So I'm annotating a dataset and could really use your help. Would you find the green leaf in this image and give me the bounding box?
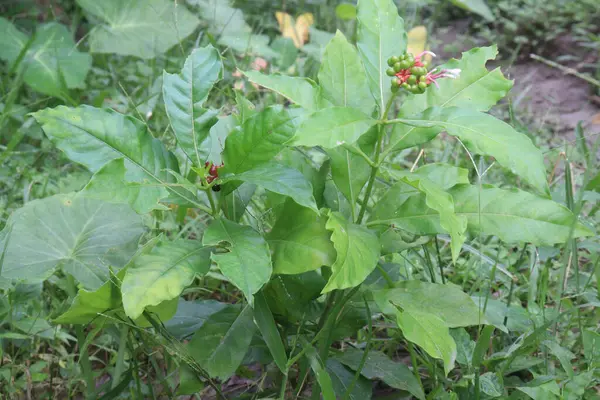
[319,31,373,112]
[395,107,549,195]
[243,71,321,111]
[450,328,475,367]
[76,0,199,59]
[0,194,143,289]
[83,158,169,214]
[252,291,288,373]
[163,46,222,167]
[164,299,228,339]
[328,147,371,214]
[326,359,372,400]
[121,239,211,319]
[221,162,318,212]
[479,372,504,397]
[302,339,336,400]
[263,271,326,322]
[356,0,406,115]
[322,211,380,293]
[202,218,272,305]
[189,305,256,380]
[206,115,235,165]
[267,200,336,275]
[449,0,494,21]
[335,349,425,399]
[397,163,470,190]
[293,107,377,148]
[177,365,204,395]
[396,309,457,375]
[372,281,483,327]
[542,340,575,377]
[0,17,28,65]
[390,46,513,151]
[582,329,600,368]
[32,106,203,209]
[336,3,358,20]
[472,325,494,368]
[222,106,296,175]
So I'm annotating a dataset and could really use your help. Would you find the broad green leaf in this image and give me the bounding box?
[293,107,377,148]
[252,291,288,373]
[396,309,457,375]
[582,329,600,368]
[121,239,211,319]
[267,200,336,275]
[177,365,204,396]
[322,211,380,293]
[83,158,169,214]
[220,162,318,212]
[77,0,199,59]
[372,281,483,327]
[390,46,513,151]
[336,3,357,20]
[164,299,228,339]
[479,372,504,397]
[263,272,326,322]
[449,0,494,21]
[243,71,320,111]
[326,359,372,400]
[335,349,425,399]
[394,107,549,195]
[302,339,336,400]
[222,106,296,175]
[202,218,272,305]
[318,31,373,112]
[398,163,470,190]
[0,194,143,289]
[450,328,475,366]
[542,340,575,377]
[356,0,406,115]
[189,305,256,380]
[221,183,256,222]
[32,106,203,209]
[562,371,594,400]
[206,115,235,165]
[517,382,560,400]
[0,17,28,65]
[163,46,222,167]
[0,21,92,98]
[328,147,371,214]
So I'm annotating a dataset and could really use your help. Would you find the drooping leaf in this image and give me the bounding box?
[163,46,222,167]
[479,372,504,397]
[356,0,406,115]
[244,71,321,112]
[326,359,372,400]
[319,31,374,112]
[336,349,425,399]
[221,106,296,175]
[449,0,494,21]
[393,107,549,195]
[32,106,203,209]
[121,239,211,319]
[0,194,143,289]
[293,107,377,148]
[390,46,513,151]
[202,218,272,305]
[252,291,288,373]
[0,20,92,98]
[322,211,380,293]
[220,162,318,212]
[164,299,229,339]
[302,339,336,400]
[263,271,326,322]
[396,309,457,375]
[83,158,169,214]
[268,200,335,275]
[76,0,200,59]
[372,281,483,327]
[189,305,256,380]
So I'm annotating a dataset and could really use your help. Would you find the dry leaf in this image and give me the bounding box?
[275,11,314,48]
[407,26,432,64]
[592,112,600,125]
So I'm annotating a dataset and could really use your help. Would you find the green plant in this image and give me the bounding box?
[0,0,597,398]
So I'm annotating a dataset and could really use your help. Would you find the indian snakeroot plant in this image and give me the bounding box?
[0,0,594,398]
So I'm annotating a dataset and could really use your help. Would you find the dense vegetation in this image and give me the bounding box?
[0,0,598,399]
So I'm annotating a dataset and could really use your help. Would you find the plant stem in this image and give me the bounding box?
[342,297,372,400]
[75,326,96,399]
[112,325,129,389]
[406,341,423,390]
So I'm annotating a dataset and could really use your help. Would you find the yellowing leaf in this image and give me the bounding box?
[407,26,432,63]
[276,11,314,48]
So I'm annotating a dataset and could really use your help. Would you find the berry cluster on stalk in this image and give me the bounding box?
[386,51,461,95]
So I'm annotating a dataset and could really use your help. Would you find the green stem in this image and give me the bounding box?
[76,326,96,399]
[112,325,129,389]
[342,297,372,400]
[406,341,424,390]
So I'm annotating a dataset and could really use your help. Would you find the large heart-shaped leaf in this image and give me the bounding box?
[322,211,380,293]
[0,194,143,289]
[318,30,374,112]
[392,107,549,196]
[189,305,256,380]
[244,71,321,111]
[267,200,336,275]
[77,0,199,59]
[356,0,406,115]
[163,46,222,167]
[32,106,203,210]
[0,20,91,98]
[121,239,212,319]
[202,218,272,305]
[396,309,457,375]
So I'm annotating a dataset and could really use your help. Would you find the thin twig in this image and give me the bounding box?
[530,54,600,88]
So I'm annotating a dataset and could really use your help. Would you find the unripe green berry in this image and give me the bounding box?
[406,54,415,64]
[391,78,401,88]
[393,62,402,73]
[418,82,428,90]
[399,60,411,70]
[386,68,396,76]
[407,75,417,85]
[419,75,427,83]
[409,84,418,92]
[387,56,399,66]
